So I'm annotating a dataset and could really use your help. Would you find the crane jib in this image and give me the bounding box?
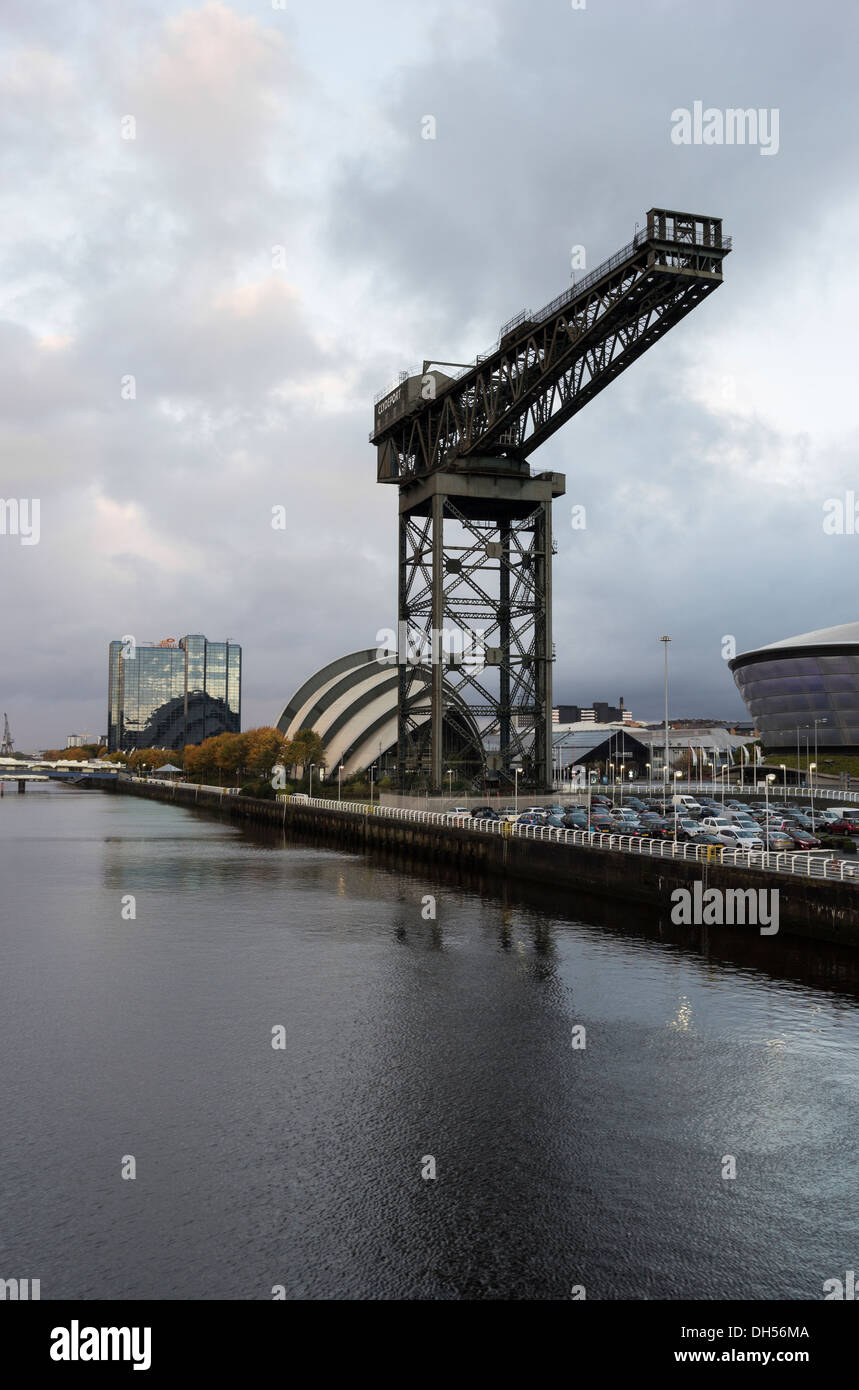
[371,207,729,483]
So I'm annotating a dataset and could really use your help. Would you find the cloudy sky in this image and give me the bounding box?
[2,0,858,748]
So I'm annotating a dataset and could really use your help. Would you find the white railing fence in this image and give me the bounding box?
[266,792,858,886]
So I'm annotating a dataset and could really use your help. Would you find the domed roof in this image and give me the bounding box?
[757,620,859,651]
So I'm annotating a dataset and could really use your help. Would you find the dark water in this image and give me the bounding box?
[1,784,858,1300]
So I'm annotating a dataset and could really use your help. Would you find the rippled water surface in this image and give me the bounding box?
[2,785,858,1299]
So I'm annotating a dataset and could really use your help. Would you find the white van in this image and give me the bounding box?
[672,795,702,814]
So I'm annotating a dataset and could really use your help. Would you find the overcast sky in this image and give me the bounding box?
[2,0,858,748]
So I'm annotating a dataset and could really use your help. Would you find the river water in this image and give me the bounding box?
[1,783,857,1300]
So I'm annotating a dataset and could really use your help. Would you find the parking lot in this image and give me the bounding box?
[446,792,859,865]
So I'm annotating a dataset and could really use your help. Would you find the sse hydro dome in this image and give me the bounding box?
[729,621,859,754]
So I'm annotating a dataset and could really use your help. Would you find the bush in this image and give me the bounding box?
[818,834,856,853]
[240,779,276,800]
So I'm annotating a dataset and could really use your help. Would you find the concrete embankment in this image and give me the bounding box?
[111,780,859,946]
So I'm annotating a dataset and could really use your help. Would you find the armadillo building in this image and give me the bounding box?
[276,649,482,780]
[729,621,859,754]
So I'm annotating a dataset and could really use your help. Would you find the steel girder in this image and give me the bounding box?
[396,471,560,792]
[373,210,730,483]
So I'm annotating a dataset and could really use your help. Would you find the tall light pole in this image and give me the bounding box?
[646,762,651,796]
[514,766,521,813]
[660,635,671,811]
[780,764,786,801]
[338,763,344,802]
[814,717,827,778]
[810,762,817,832]
[673,770,682,837]
[447,767,453,803]
[369,764,375,804]
[309,762,315,799]
[765,772,775,827]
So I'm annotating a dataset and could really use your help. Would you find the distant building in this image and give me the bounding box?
[107,635,241,752]
[66,734,86,748]
[730,621,859,754]
[553,697,632,725]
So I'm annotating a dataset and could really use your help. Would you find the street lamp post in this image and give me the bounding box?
[646,762,651,797]
[660,634,671,812]
[810,762,817,832]
[369,764,375,805]
[673,770,682,838]
[814,718,827,780]
[309,763,315,799]
[338,763,344,802]
[514,766,521,813]
[765,772,775,830]
[447,767,453,803]
[780,765,786,801]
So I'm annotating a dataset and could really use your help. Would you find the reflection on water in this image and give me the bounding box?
[1,784,858,1300]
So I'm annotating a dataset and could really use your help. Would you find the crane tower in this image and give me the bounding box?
[371,208,731,792]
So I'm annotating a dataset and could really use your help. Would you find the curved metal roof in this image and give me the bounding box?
[757,620,859,650]
[275,651,481,777]
[730,620,859,670]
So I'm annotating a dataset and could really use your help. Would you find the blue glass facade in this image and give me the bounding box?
[107,635,241,752]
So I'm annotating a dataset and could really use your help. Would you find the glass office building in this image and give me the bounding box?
[730,621,859,753]
[108,635,241,752]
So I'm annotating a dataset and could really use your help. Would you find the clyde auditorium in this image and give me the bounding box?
[730,621,859,754]
[276,649,481,778]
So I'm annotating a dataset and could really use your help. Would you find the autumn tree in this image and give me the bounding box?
[282,729,326,783]
[244,727,286,781]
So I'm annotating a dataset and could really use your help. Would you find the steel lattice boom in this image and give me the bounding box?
[373,208,730,793]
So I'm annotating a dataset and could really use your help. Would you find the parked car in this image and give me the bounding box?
[825,818,859,836]
[762,830,796,851]
[691,831,725,847]
[785,828,822,849]
[470,807,500,821]
[700,816,734,834]
[716,827,765,850]
[445,806,471,822]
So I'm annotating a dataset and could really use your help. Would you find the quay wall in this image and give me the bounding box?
[111,780,859,945]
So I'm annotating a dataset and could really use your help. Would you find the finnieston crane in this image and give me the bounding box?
[371,207,731,793]
[0,712,13,756]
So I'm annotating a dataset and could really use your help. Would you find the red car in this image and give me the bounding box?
[825,819,859,836]
[786,829,822,849]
